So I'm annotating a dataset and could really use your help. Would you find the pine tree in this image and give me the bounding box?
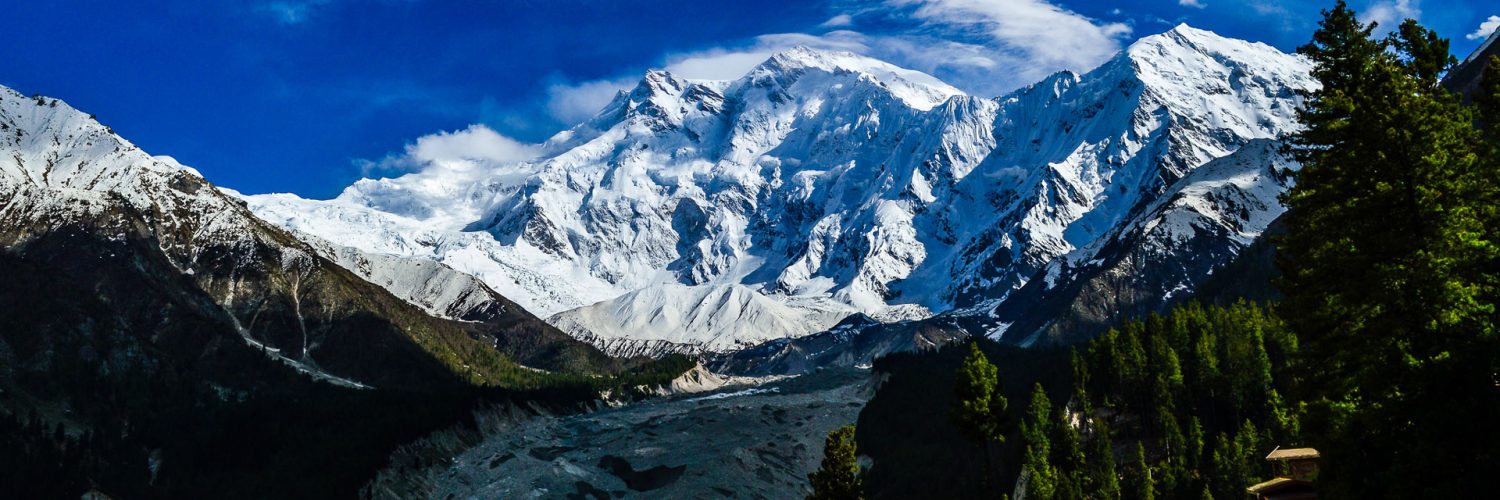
[1021,385,1057,499]
[1126,442,1154,500]
[1285,3,1500,495]
[1479,56,1500,141]
[808,425,863,500]
[1088,418,1121,498]
[951,341,1012,490]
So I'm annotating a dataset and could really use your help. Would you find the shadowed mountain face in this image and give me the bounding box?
[1444,29,1499,102]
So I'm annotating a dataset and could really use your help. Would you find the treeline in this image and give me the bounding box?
[1018,302,1298,499]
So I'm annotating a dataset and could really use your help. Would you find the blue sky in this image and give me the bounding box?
[1,0,1494,198]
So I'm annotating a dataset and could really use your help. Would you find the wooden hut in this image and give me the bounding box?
[1247,447,1319,499]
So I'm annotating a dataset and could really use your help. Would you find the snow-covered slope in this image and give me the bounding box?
[247,25,1314,352]
[981,139,1297,345]
[547,283,852,355]
[282,227,517,323]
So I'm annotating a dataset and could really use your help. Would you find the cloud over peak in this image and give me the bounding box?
[358,124,538,177]
[1467,15,1500,41]
[540,0,1132,124]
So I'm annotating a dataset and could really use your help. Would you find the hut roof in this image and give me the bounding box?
[1265,447,1319,461]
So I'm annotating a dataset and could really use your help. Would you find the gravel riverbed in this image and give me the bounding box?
[430,368,873,499]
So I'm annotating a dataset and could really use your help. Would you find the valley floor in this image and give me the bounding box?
[430,368,871,499]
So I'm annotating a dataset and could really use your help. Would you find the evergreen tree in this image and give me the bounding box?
[808,425,863,500]
[1087,418,1121,498]
[951,342,1012,491]
[1478,56,1500,141]
[1126,442,1154,500]
[1285,2,1500,495]
[1021,385,1058,499]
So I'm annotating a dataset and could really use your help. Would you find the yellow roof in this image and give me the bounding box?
[1266,447,1320,461]
[1248,477,1297,492]
[1247,477,1315,493]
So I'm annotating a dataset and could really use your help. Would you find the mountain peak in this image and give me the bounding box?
[0,85,202,193]
[1127,23,1288,63]
[747,46,963,111]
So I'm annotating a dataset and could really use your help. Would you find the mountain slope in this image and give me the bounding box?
[548,283,852,355]
[0,86,617,391]
[1444,28,1498,101]
[980,139,1296,345]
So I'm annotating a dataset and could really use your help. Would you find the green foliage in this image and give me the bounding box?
[1020,385,1058,498]
[1030,302,1297,498]
[857,341,1072,499]
[1284,2,1500,496]
[1126,442,1154,500]
[808,425,864,500]
[952,342,1010,445]
[951,342,1015,493]
[1480,56,1500,141]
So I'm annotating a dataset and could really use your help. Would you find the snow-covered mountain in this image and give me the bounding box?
[0,84,619,391]
[247,25,1315,353]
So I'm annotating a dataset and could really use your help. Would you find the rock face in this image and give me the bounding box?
[246,25,1315,353]
[1444,28,1499,101]
[0,85,615,394]
[977,139,1297,345]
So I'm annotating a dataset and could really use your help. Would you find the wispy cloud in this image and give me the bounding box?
[260,0,333,25]
[891,0,1130,82]
[1179,0,1208,9]
[541,0,1130,121]
[545,78,634,124]
[1360,0,1421,33]
[540,31,876,123]
[1467,15,1500,40]
[821,14,855,28]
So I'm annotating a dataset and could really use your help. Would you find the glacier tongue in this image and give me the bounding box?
[245,25,1316,350]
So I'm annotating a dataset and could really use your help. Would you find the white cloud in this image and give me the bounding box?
[407,125,537,164]
[660,31,870,80]
[532,0,1132,124]
[1467,15,1500,40]
[537,31,875,123]
[1360,0,1421,32]
[662,49,784,80]
[359,124,538,176]
[545,78,633,124]
[1179,0,1207,9]
[821,14,855,28]
[891,0,1130,81]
